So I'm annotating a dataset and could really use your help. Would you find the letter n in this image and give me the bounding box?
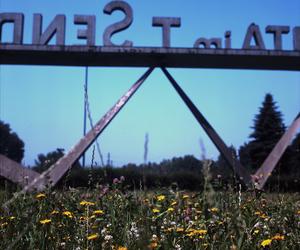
[0,13,24,44]
[32,14,65,45]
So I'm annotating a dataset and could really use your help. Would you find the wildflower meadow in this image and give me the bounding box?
[0,176,299,249]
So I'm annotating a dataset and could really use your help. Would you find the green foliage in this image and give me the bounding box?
[239,93,286,171]
[33,148,65,173]
[0,120,24,163]
[0,185,299,249]
[57,155,204,191]
[33,148,81,173]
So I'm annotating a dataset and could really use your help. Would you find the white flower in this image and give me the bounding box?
[175,244,181,250]
[104,235,113,241]
[101,228,107,236]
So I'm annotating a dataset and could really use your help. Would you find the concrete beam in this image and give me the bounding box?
[0,45,300,70]
[0,154,40,187]
[23,67,154,192]
[161,67,253,188]
[254,113,300,189]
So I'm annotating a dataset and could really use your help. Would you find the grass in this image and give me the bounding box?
[0,178,299,249]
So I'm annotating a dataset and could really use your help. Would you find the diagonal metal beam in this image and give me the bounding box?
[254,113,300,190]
[161,67,253,188]
[0,154,40,187]
[23,67,154,192]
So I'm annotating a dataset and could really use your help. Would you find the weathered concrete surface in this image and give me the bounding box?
[0,154,40,187]
[0,45,300,70]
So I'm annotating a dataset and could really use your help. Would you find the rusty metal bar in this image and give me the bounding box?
[0,154,40,187]
[23,67,154,192]
[254,113,300,190]
[161,67,253,188]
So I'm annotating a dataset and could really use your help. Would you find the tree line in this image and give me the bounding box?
[1,93,299,191]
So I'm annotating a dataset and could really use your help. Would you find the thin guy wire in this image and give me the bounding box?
[84,68,105,167]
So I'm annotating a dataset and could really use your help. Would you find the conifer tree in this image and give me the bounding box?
[239,93,286,171]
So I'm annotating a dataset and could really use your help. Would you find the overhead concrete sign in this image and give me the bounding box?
[0,1,300,70]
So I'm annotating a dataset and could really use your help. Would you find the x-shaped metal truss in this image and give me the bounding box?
[0,68,299,191]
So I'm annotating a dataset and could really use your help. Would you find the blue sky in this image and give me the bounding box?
[0,0,299,166]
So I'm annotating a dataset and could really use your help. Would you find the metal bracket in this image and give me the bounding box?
[161,67,253,188]
[253,112,300,190]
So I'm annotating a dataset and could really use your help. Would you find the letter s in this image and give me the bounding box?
[103,1,133,47]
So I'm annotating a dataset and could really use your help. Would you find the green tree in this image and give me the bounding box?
[33,148,65,173]
[33,148,82,173]
[239,93,286,171]
[215,146,237,179]
[0,120,24,163]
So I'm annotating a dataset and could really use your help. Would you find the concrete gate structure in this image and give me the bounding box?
[0,4,300,192]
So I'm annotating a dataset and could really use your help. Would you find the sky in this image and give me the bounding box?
[0,0,299,167]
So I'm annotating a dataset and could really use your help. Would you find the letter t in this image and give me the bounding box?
[152,17,181,48]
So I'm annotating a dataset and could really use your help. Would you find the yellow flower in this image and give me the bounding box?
[187,229,207,237]
[196,229,207,235]
[1,222,8,227]
[187,231,195,237]
[260,214,268,219]
[79,216,87,221]
[87,233,99,240]
[50,210,59,215]
[176,227,184,233]
[253,229,260,235]
[36,193,46,199]
[93,210,104,215]
[255,211,261,216]
[62,211,73,218]
[171,201,177,206]
[209,207,218,213]
[297,210,300,215]
[272,234,285,241]
[40,219,51,225]
[117,247,128,250]
[167,207,174,213]
[152,208,160,213]
[9,216,15,220]
[156,195,165,202]
[261,239,272,247]
[182,195,189,199]
[80,200,95,206]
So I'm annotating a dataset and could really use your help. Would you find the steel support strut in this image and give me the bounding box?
[23,67,154,192]
[254,112,300,190]
[161,67,253,188]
